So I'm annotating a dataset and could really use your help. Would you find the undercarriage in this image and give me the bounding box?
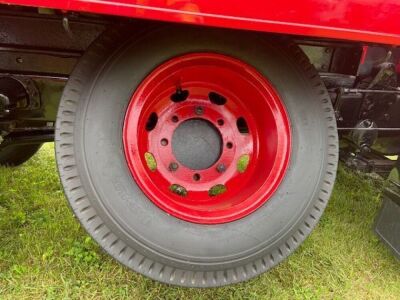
[1,6,398,173]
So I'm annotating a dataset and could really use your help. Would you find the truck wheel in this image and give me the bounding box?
[56,26,338,287]
[0,143,42,166]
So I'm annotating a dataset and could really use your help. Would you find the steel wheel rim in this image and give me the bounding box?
[123,53,291,224]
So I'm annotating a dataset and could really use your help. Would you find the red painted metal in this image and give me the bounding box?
[123,53,291,224]
[1,0,400,45]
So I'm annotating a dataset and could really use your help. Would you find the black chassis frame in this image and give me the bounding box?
[0,5,399,174]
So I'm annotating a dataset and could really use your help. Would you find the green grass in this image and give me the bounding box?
[0,143,399,299]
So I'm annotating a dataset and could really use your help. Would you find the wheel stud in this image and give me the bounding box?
[216,163,226,173]
[169,162,179,171]
[195,106,204,115]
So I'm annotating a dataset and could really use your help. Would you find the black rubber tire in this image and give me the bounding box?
[0,143,42,166]
[55,25,338,287]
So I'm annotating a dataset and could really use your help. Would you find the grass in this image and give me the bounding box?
[0,143,399,299]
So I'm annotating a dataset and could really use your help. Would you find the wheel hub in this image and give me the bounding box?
[172,118,222,170]
[123,53,291,224]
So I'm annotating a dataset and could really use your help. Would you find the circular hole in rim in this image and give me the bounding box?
[217,119,224,126]
[236,117,249,134]
[161,138,169,146]
[170,184,187,197]
[226,142,233,149]
[193,173,201,181]
[145,112,158,131]
[209,184,227,197]
[170,89,189,102]
[171,115,179,123]
[209,92,227,105]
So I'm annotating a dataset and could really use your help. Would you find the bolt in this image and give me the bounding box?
[16,57,23,64]
[195,106,204,115]
[169,162,179,172]
[161,138,168,146]
[216,163,226,173]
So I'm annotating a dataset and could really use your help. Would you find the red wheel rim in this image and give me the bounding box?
[123,53,291,224]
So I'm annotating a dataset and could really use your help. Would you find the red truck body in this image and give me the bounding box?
[1,0,400,45]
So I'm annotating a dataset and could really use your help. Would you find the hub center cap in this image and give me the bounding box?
[172,118,222,170]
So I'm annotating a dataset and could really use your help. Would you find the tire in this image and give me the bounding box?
[56,25,338,287]
[0,143,42,166]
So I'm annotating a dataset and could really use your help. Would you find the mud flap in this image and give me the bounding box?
[374,159,400,259]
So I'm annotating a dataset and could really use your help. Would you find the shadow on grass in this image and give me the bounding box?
[0,143,399,299]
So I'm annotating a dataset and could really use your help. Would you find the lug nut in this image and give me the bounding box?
[195,106,204,115]
[216,163,226,173]
[169,162,179,172]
